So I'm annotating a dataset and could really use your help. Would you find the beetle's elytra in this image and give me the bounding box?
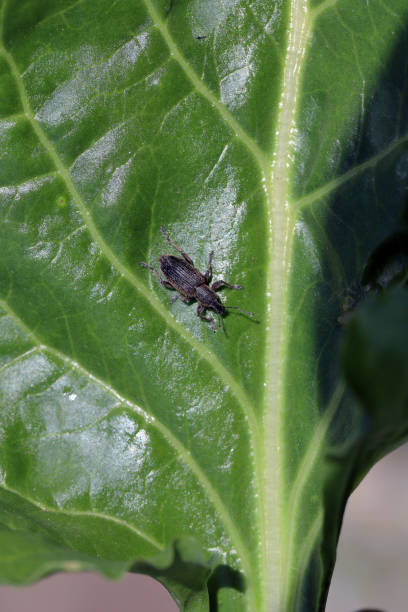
[140,227,253,332]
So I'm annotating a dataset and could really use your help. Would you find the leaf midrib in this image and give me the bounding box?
[263,1,312,610]
[0,1,364,609]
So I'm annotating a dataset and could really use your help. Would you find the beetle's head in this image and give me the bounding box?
[212,297,226,315]
[211,299,226,332]
[195,285,225,314]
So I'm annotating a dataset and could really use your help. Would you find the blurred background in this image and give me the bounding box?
[326,441,408,612]
[0,442,407,612]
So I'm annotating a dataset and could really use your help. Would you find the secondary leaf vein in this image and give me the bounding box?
[0,44,258,441]
[294,132,408,209]
[142,0,267,175]
[0,300,254,581]
[0,481,163,551]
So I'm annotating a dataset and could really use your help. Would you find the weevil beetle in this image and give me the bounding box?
[140,227,253,332]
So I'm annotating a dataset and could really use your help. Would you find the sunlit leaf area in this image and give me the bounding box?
[1,1,408,610]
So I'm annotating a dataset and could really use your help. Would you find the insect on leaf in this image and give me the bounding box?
[1,0,408,610]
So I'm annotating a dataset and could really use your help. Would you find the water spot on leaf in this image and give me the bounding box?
[56,195,66,208]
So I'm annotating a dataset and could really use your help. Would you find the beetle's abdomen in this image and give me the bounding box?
[159,255,202,296]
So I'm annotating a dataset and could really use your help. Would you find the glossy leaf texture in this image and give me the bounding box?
[1,1,408,610]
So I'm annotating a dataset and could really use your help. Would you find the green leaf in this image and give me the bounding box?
[1,1,408,610]
[0,527,214,610]
[0,524,129,584]
[342,286,408,477]
[321,287,408,605]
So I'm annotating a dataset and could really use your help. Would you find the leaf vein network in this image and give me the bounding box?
[0,9,261,596]
[0,42,258,439]
[142,0,268,176]
[0,301,254,578]
[294,132,408,210]
[0,481,163,550]
[280,381,345,609]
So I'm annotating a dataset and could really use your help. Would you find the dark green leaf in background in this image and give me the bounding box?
[343,287,408,478]
[321,287,408,612]
[1,1,408,610]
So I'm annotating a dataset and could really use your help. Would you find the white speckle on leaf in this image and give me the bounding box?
[100,156,134,208]
[295,220,321,275]
[70,123,125,185]
[219,45,254,111]
[26,240,54,261]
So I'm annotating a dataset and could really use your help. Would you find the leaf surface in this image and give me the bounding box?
[1,1,408,610]
[343,287,408,477]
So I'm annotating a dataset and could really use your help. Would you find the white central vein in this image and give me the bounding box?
[0,1,328,609]
[263,1,311,610]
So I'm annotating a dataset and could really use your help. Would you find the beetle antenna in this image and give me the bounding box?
[225,306,254,317]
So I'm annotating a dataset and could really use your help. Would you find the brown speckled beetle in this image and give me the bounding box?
[140,227,253,332]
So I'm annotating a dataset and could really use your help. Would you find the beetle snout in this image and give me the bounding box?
[213,300,226,315]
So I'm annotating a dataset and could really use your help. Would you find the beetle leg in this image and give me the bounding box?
[140,262,174,289]
[211,279,242,291]
[160,226,194,265]
[197,304,216,332]
[204,250,214,283]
